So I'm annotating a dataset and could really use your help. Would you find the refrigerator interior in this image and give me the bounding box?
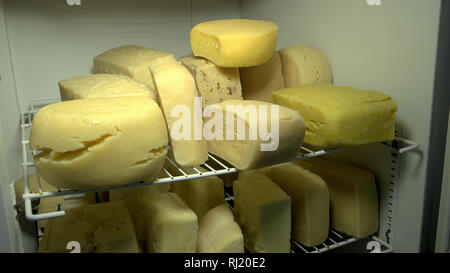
[0,0,447,253]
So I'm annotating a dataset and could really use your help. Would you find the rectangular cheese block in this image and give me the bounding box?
[205,100,305,170]
[278,45,332,87]
[149,55,208,166]
[234,174,291,253]
[268,163,330,247]
[197,204,244,253]
[180,55,243,106]
[93,45,172,89]
[273,84,397,148]
[240,52,285,102]
[296,157,379,238]
[170,166,224,219]
[136,192,198,253]
[191,19,278,67]
[58,74,157,101]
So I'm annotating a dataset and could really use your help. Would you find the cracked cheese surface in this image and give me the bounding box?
[278,45,332,87]
[234,174,291,253]
[93,45,171,89]
[190,19,278,68]
[29,97,168,190]
[59,74,157,101]
[273,84,397,148]
[180,55,242,106]
[197,204,244,253]
[296,157,379,238]
[205,100,305,170]
[268,163,330,247]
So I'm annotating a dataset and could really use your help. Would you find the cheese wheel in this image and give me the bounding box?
[30,97,168,190]
[278,45,332,87]
[58,74,157,101]
[240,52,285,102]
[180,55,243,106]
[191,19,278,67]
[93,45,171,89]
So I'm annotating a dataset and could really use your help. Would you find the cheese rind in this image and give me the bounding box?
[93,45,172,89]
[240,52,285,102]
[296,157,379,238]
[30,97,168,190]
[191,19,278,67]
[197,204,244,253]
[272,84,397,148]
[58,74,157,101]
[268,163,329,247]
[278,45,332,87]
[205,100,305,170]
[136,192,198,253]
[149,55,208,166]
[234,174,291,253]
[180,55,243,106]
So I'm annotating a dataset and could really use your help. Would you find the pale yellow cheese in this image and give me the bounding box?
[136,192,198,253]
[278,45,332,87]
[58,74,157,101]
[93,45,171,89]
[30,97,168,190]
[205,100,305,170]
[296,157,379,238]
[197,204,244,253]
[149,55,208,166]
[191,19,278,67]
[180,55,243,106]
[234,174,291,253]
[240,52,285,102]
[273,84,397,148]
[268,163,329,247]
[170,166,224,219]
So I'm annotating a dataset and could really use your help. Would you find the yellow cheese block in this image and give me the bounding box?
[234,174,291,253]
[272,84,397,148]
[136,192,198,253]
[170,166,224,219]
[93,45,172,89]
[197,204,244,253]
[205,100,305,170]
[180,55,243,106]
[268,163,329,247]
[149,55,208,166]
[278,45,332,87]
[240,52,285,102]
[296,157,379,238]
[58,74,157,101]
[190,19,278,67]
[30,97,168,190]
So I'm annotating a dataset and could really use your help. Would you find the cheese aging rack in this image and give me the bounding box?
[14,98,420,253]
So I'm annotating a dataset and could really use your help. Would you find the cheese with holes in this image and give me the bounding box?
[30,97,168,190]
[179,55,242,106]
[278,45,332,87]
[240,52,285,102]
[268,163,329,247]
[136,192,198,253]
[197,204,244,253]
[149,55,208,166]
[191,19,278,67]
[58,74,157,101]
[234,174,291,253]
[204,100,305,170]
[296,157,379,238]
[93,45,171,89]
[272,84,397,148]
[170,166,224,219]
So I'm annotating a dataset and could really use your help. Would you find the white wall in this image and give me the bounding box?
[241,0,441,252]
